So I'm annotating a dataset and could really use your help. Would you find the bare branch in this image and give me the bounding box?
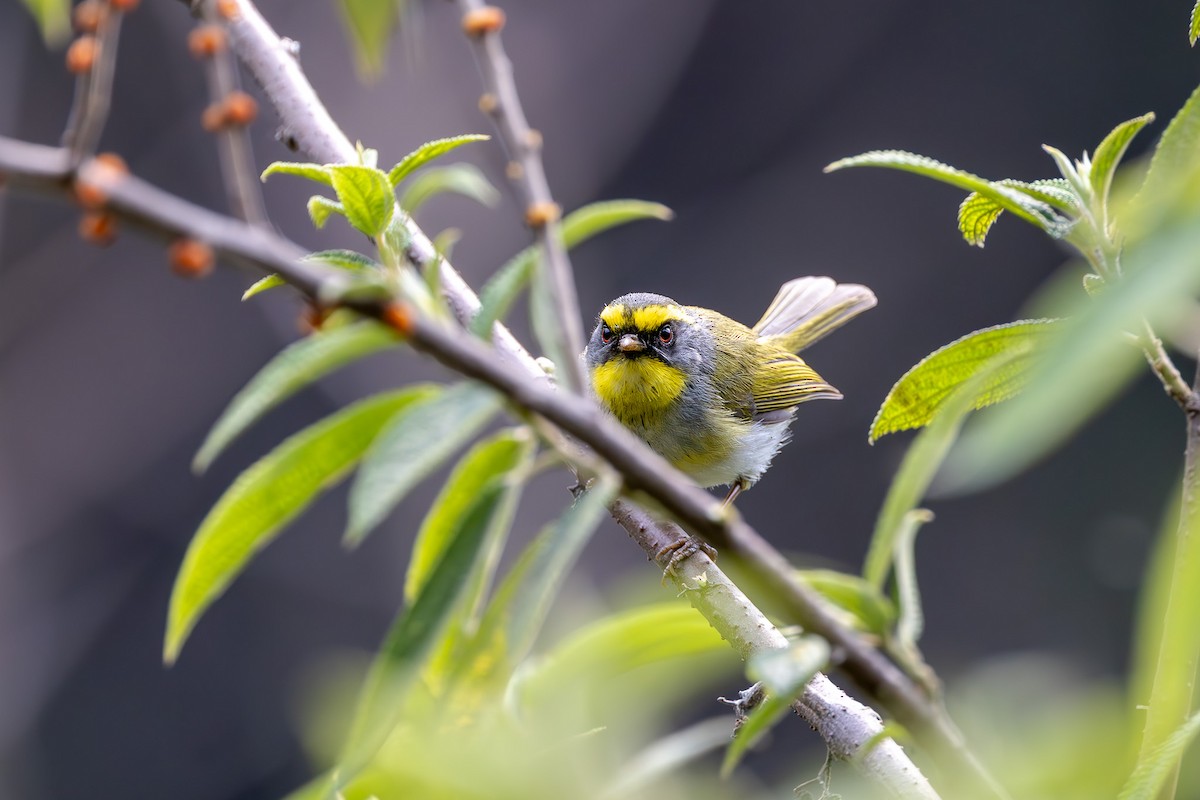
[455,1,588,393]
[62,4,124,164]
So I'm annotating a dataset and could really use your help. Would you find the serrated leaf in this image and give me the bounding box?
[405,430,532,603]
[870,319,1060,442]
[795,569,895,635]
[345,382,503,546]
[164,387,435,664]
[864,350,1026,589]
[335,0,402,78]
[337,479,508,789]
[193,322,402,473]
[471,200,673,337]
[942,220,1200,494]
[307,196,344,229]
[1090,113,1155,210]
[1120,711,1200,800]
[398,164,499,214]
[328,165,395,237]
[722,636,830,777]
[1131,84,1200,236]
[19,0,69,43]
[387,134,491,187]
[893,509,933,651]
[304,249,382,271]
[826,150,1071,236]
[958,179,1079,247]
[1191,0,1200,45]
[262,162,333,187]
[242,274,286,300]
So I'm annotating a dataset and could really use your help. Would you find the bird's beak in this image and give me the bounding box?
[618,333,645,353]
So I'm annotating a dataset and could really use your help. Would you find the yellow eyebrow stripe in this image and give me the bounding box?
[599,303,691,331]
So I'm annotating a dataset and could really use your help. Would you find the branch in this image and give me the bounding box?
[0,136,938,797]
[454,1,588,394]
[61,1,125,164]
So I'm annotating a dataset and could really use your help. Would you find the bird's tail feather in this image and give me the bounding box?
[752,276,877,353]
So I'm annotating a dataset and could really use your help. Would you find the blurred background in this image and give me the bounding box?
[2,0,1199,797]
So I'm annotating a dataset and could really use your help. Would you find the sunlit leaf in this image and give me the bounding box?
[329,165,395,237]
[307,196,344,229]
[1090,113,1155,210]
[398,164,499,214]
[345,382,503,546]
[472,199,673,337]
[941,221,1200,494]
[242,274,286,300]
[958,179,1078,247]
[405,429,533,603]
[1191,0,1200,46]
[192,322,402,473]
[864,352,1023,588]
[337,480,510,789]
[795,569,895,635]
[262,161,333,187]
[387,134,491,187]
[1129,84,1200,237]
[722,636,830,777]
[19,0,69,43]
[1120,711,1200,800]
[893,509,933,652]
[164,388,435,664]
[870,320,1059,442]
[825,150,1072,237]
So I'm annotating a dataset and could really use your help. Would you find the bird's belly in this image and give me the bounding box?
[635,411,793,489]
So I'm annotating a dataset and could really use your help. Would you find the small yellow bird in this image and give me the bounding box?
[584,277,876,503]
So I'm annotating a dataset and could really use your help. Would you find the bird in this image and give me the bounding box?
[583,276,876,504]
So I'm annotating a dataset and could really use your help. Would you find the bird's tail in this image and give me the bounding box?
[751,276,877,353]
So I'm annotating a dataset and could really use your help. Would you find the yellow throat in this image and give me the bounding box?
[591,356,687,423]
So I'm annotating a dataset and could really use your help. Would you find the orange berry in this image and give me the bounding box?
[524,201,561,229]
[382,302,414,335]
[461,6,505,37]
[200,102,226,132]
[109,0,140,11]
[216,0,240,20]
[168,238,214,278]
[79,211,117,246]
[222,91,258,126]
[66,35,98,74]
[187,24,227,58]
[72,0,106,33]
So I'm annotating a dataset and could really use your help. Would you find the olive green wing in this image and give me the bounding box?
[751,351,842,414]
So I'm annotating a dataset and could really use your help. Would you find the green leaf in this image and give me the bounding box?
[1090,113,1155,210]
[337,479,509,788]
[335,0,402,78]
[305,248,382,271]
[893,509,933,652]
[405,429,533,603]
[242,274,286,300]
[1120,711,1200,800]
[454,478,620,685]
[262,162,333,187]
[870,320,1060,442]
[825,150,1072,237]
[345,382,503,546]
[1191,0,1200,46]
[192,322,402,473]
[164,387,435,664]
[387,134,491,187]
[864,351,1024,589]
[722,636,830,777]
[398,164,499,214]
[471,200,673,337]
[1131,84,1200,235]
[517,603,728,702]
[529,256,570,384]
[307,196,344,229]
[942,219,1200,494]
[795,569,895,635]
[328,165,395,237]
[958,179,1078,247]
[19,0,69,43]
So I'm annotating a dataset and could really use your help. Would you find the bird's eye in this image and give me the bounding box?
[600,323,613,344]
[658,324,674,345]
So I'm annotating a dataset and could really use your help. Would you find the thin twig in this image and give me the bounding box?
[62,5,124,164]
[0,136,940,798]
[194,8,269,226]
[454,0,588,394]
[1139,320,1196,411]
